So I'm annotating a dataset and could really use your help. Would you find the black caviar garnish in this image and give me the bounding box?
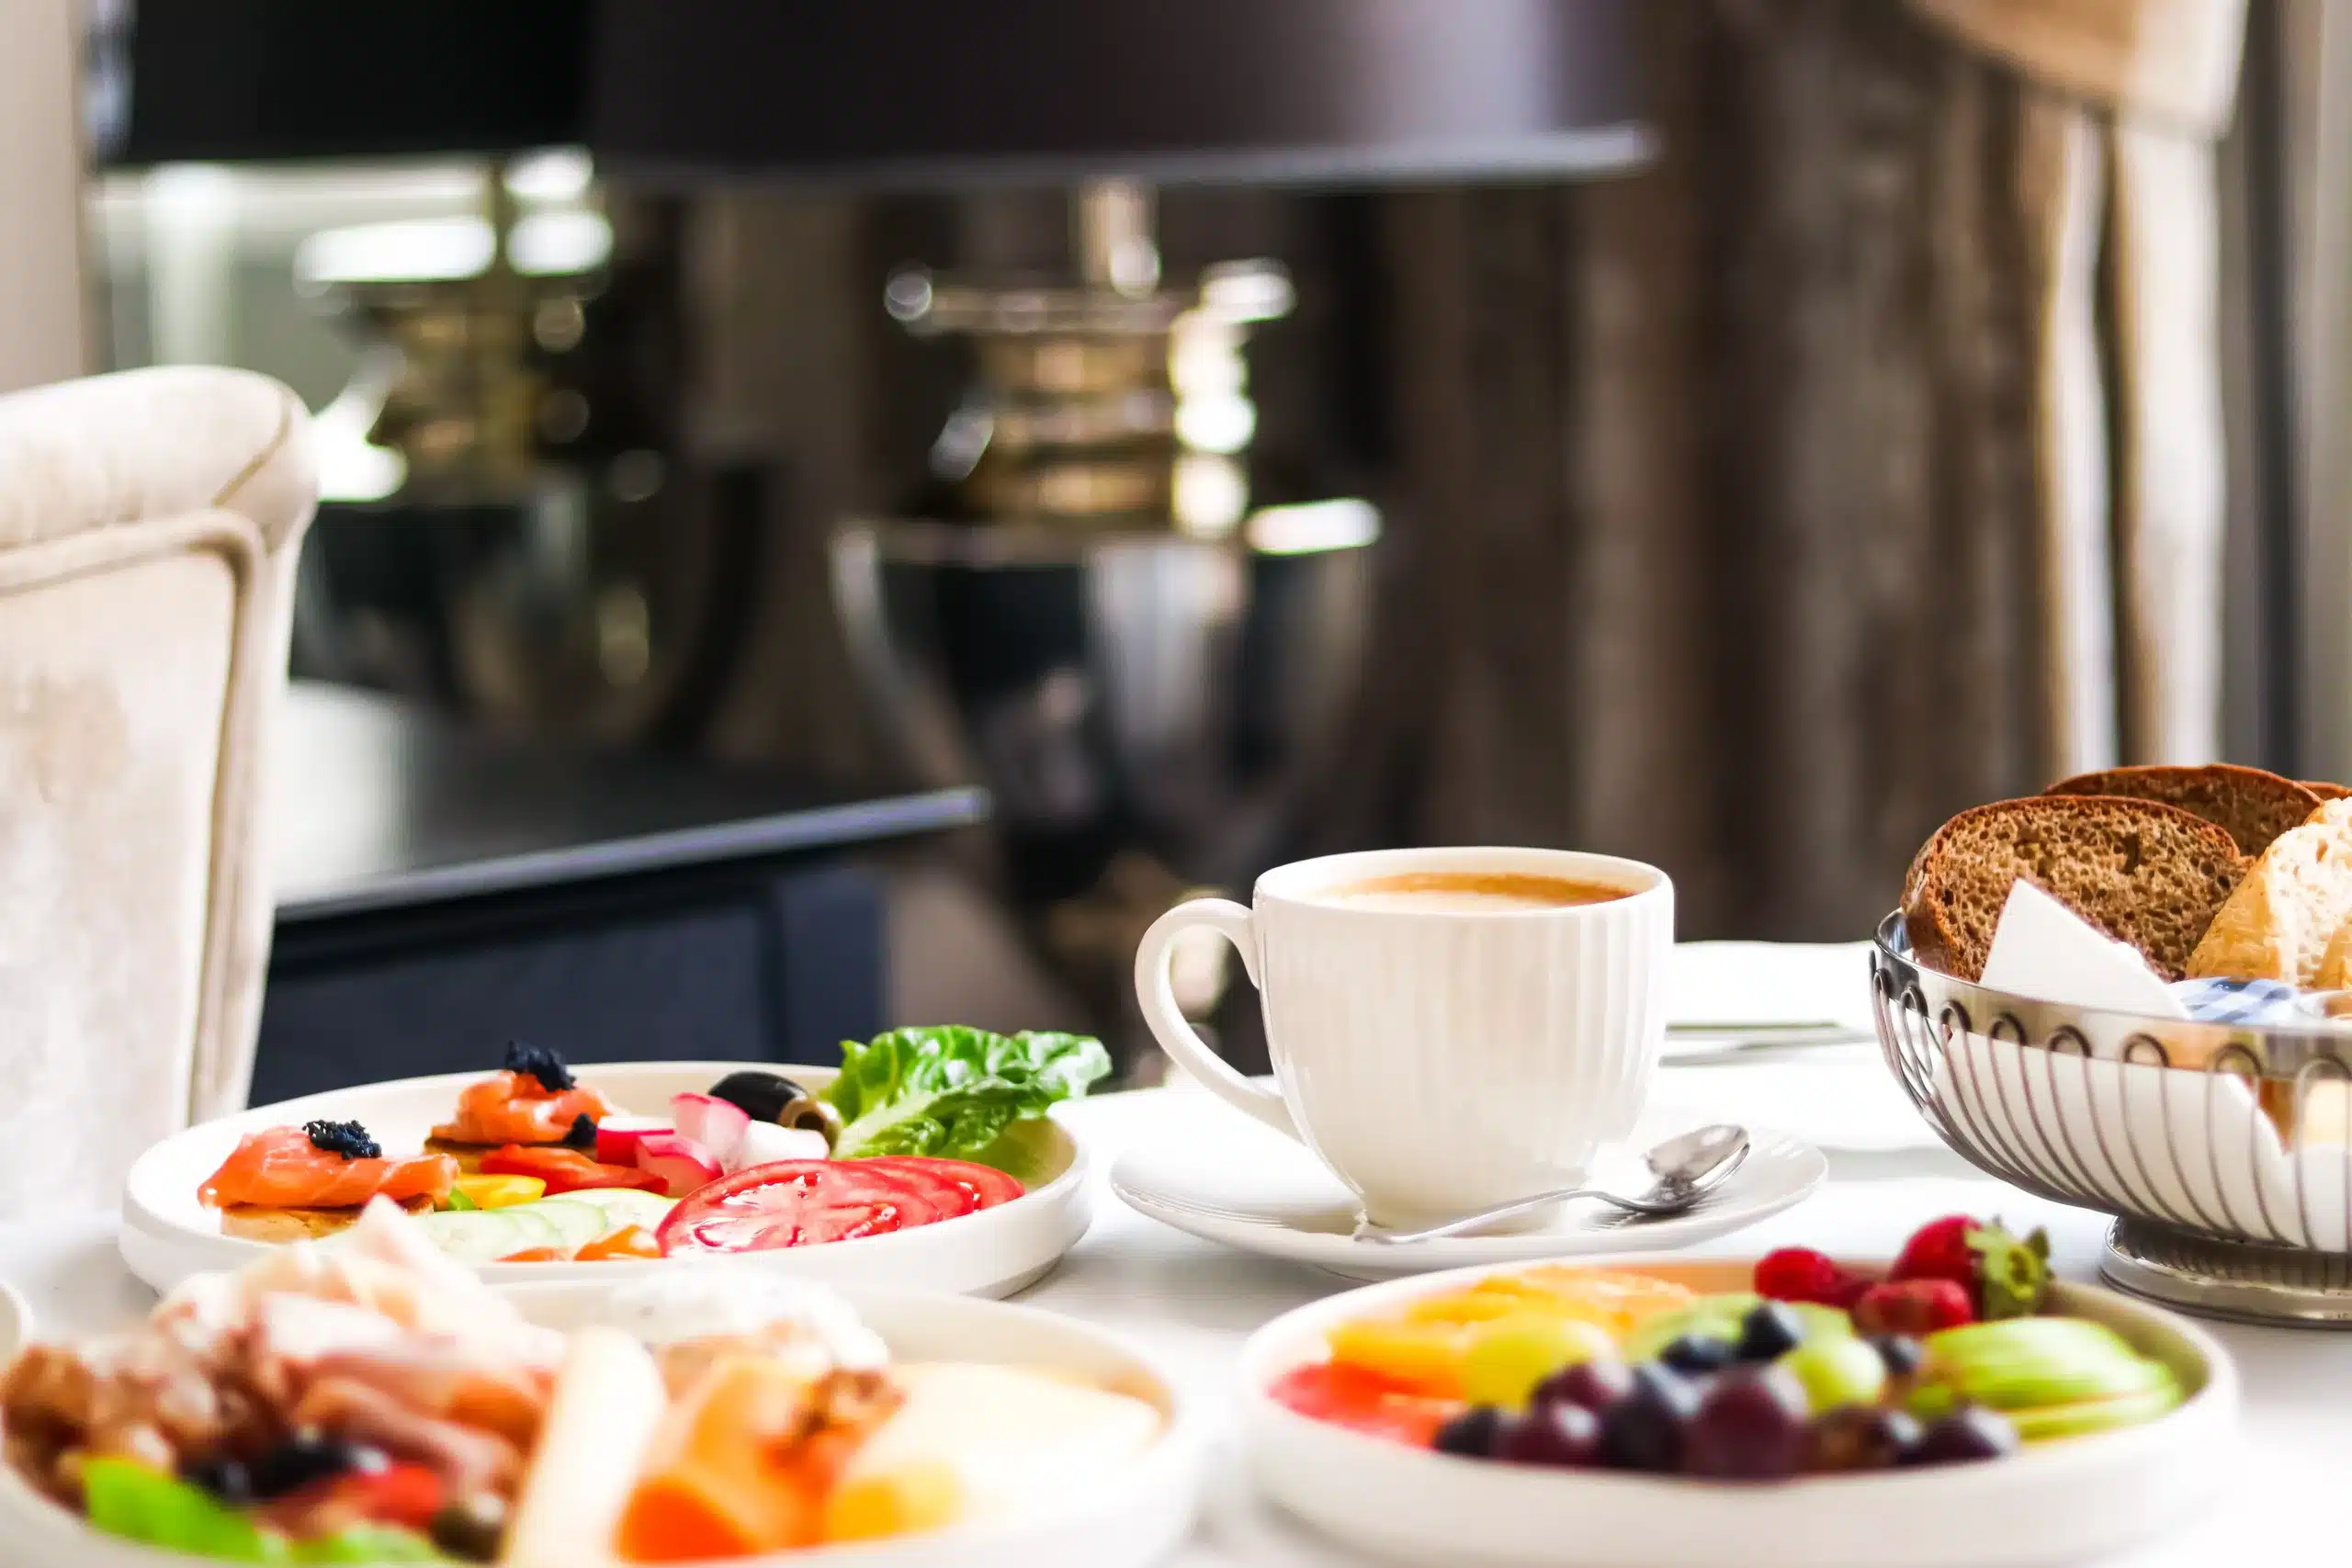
[561,1113,598,1150]
[303,1120,381,1160]
[503,1040,575,1092]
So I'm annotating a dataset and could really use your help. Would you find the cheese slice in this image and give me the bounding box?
[823,1361,1161,1542]
[502,1327,669,1567]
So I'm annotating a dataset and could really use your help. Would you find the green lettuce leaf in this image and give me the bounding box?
[824,1026,1111,1168]
[82,1458,288,1562]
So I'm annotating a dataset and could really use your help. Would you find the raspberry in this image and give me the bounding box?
[1754,1247,1868,1307]
[1851,1279,1974,1337]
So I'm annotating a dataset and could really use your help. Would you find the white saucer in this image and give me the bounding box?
[0,1280,28,1361]
[1110,1095,1826,1279]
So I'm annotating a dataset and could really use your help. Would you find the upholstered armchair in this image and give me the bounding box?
[0,367,315,1217]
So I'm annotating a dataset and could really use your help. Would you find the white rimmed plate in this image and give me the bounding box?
[0,1281,28,1362]
[1111,1097,1826,1279]
[119,1063,1091,1297]
[1238,1255,2238,1568]
[2,1280,1204,1568]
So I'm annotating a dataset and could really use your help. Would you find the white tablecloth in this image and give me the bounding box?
[6,1087,2349,1565]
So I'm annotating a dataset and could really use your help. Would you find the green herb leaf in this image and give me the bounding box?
[823,1027,1111,1168]
[82,1458,288,1562]
[292,1525,447,1562]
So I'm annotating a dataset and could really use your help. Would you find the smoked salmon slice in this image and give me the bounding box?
[201,1124,458,1211]
[432,1070,613,1146]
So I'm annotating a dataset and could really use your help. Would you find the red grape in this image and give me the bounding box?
[1683,1366,1810,1479]
[1495,1398,1604,1468]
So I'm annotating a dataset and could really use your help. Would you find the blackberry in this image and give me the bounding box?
[302,1120,381,1160]
[503,1041,575,1092]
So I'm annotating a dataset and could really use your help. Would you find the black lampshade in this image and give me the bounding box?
[588,0,1648,189]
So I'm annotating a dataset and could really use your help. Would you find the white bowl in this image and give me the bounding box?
[119,1063,1091,1297]
[3,1280,1205,1568]
[0,1281,27,1362]
[1238,1256,2239,1568]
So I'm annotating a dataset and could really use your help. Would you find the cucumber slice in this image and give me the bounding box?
[529,1199,610,1256]
[414,1209,536,1266]
[574,1188,676,1234]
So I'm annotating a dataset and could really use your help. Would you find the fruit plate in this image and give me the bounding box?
[0,1280,1207,1568]
[118,1063,1091,1297]
[1238,1256,2238,1568]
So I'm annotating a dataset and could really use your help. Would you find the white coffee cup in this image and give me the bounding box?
[1135,846,1673,1225]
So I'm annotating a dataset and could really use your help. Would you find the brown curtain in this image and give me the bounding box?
[690,0,2256,945]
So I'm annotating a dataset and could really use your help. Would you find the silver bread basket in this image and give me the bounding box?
[1871,911,2352,1325]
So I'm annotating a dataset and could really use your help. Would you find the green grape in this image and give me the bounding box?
[1777,1337,1888,1413]
[1462,1315,1619,1410]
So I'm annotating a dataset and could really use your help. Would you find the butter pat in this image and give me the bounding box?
[1979,881,2188,1018]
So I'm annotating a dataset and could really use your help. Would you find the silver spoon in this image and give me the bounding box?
[1352,1123,1752,1245]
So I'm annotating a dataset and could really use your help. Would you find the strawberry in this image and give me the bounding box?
[1889,1213,2052,1319]
[1851,1279,1974,1337]
[1755,1247,1871,1308]
[1890,1215,1977,1289]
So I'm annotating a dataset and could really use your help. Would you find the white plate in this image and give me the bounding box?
[1111,1097,1825,1280]
[119,1063,1091,1297]
[3,1280,1205,1568]
[1238,1256,2238,1568]
[0,1281,27,1362]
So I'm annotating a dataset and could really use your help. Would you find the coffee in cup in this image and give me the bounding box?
[1135,847,1673,1225]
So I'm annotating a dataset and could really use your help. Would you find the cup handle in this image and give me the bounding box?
[1134,897,1300,1143]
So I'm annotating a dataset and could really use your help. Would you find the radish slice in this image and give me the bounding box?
[635,1131,724,1198]
[594,1115,672,1168]
[671,1092,752,1163]
[725,1122,831,1174]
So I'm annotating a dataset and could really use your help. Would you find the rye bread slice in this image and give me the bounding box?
[2043,763,2320,858]
[1904,796,2245,982]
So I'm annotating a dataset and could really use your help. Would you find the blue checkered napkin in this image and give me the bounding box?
[2171,976,2306,1025]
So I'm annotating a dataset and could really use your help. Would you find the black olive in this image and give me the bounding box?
[302,1120,381,1161]
[560,1113,598,1151]
[248,1432,384,1498]
[181,1456,254,1504]
[708,1070,811,1126]
[431,1493,510,1561]
[502,1041,575,1092]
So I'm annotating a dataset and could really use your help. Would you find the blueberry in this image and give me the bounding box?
[1735,1301,1805,1362]
[1904,1407,2020,1466]
[1433,1405,1507,1459]
[1657,1334,1736,1376]
[1598,1362,1700,1472]
[1868,1334,1926,1380]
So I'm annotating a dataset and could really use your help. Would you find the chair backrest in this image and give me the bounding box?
[0,367,315,1216]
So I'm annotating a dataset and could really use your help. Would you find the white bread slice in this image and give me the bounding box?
[2318,922,2352,990]
[2188,797,2352,984]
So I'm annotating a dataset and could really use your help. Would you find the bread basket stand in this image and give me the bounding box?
[1871,912,2352,1326]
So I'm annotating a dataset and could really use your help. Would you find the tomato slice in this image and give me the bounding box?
[656,1160,945,1254]
[1267,1362,1463,1448]
[479,1144,669,1196]
[853,1156,1023,1214]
